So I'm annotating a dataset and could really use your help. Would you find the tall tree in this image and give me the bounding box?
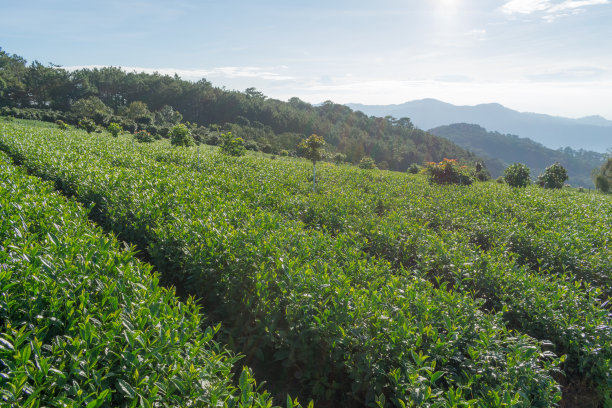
[299,134,325,192]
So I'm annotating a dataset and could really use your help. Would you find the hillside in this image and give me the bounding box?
[1,120,611,406]
[347,99,612,153]
[428,123,606,187]
[0,49,479,171]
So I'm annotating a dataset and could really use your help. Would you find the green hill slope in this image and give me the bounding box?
[0,48,479,171]
[1,120,610,406]
[428,123,607,187]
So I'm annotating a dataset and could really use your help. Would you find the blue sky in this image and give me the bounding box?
[2,0,611,118]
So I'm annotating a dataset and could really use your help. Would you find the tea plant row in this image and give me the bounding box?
[0,151,298,407]
[1,122,610,405]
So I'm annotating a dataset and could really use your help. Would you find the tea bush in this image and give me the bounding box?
[1,121,610,405]
[0,152,294,407]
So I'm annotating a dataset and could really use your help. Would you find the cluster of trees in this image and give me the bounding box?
[0,48,478,170]
[428,123,607,187]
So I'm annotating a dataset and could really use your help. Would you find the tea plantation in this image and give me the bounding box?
[0,120,610,407]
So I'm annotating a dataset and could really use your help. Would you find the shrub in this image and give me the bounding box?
[78,118,96,134]
[107,122,122,137]
[504,163,531,187]
[425,158,473,185]
[134,130,154,143]
[333,152,346,165]
[169,124,194,147]
[244,140,260,151]
[358,156,377,170]
[220,132,246,156]
[538,163,568,189]
[496,176,505,184]
[55,120,69,130]
[407,163,420,174]
[280,149,289,157]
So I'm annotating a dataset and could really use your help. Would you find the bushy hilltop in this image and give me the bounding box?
[1,120,610,407]
[0,48,478,170]
[428,123,607,187]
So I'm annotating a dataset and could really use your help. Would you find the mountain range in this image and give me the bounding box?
[347,99,612,153]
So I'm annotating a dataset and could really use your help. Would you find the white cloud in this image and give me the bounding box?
[501,0,609,20]
[501,0,551,14]
[63,65,295,82]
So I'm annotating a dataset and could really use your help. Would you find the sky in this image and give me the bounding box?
[1,0,612,119]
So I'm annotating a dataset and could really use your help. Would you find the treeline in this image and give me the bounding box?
[0,48,477,169]
[428,123,607,187]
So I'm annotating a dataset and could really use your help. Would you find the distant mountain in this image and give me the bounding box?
[428,123,607,187]
[347,99,612,153]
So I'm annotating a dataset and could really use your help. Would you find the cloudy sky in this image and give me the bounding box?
[2,0,611,118]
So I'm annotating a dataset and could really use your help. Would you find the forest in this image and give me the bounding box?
[0,48,477,170]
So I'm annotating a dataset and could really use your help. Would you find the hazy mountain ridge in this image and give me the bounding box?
[347,99,612,153]
[427,123,606,187]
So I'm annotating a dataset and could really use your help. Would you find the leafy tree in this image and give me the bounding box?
[474,162,491,181]
[358,156,377,170]
[593,156,612,193]
[425,158,473,185]
[504,163,531,187]
[220,132,245,156]
[299,134,325,192]
[538,163,568,189]
[123,101,153,126]
[107,122,122,137]
[71,96,112,124]
[169,124,194,147]
[155,105,182,126]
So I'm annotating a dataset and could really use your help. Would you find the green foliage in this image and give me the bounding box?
[358,156,377,169]
[407,163,420,174]
[77,118,96,134]
[122,101,153,125]
[2,120,612,406]
[0,152,293,407]
[429,123,606,188]
[55,119,69,130]
[594,174,610,193]
[425,158,474,185]
[107,122,122,137]
[504,163,531,187]
[133,129,154,143]
[298,134,325,164]
[71,96,112,124]
[220,132,246,156]
[538,162,568,189]
[169,123,194,147]
[0,50,484,172]
[154,104,182,126]
[332,152,346,164]
[593,157,612,193]
[474,162,491,181]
